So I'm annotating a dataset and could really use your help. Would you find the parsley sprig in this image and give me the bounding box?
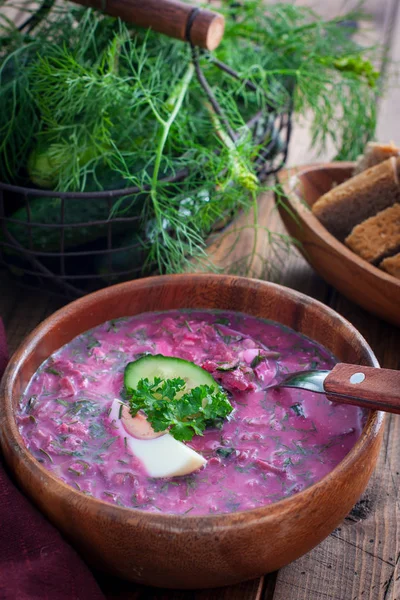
[126,377,233,442]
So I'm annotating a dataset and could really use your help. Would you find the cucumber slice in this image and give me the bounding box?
[124,354,217,392]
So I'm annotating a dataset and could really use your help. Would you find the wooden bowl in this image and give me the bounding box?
[0,274,384,589]
[276,163,400,327]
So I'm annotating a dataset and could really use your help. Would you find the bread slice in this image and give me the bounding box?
[353,141,400,175]
[380,253,400,279]
[312,157,400,240]
[345,203,400,264]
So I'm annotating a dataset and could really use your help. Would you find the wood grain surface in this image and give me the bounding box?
[323,363,400,414]
[1,0,400,598]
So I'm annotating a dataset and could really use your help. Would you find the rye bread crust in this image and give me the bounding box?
[345,203,400,264]
[353,141,400,175]
[312,157,400,241]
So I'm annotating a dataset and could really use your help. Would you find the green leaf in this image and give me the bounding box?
[0,1,380,278]
[214,317,230,326]
[45,367,62,376]
[250,353,264,369]
[126,376,233,442]
[290,403,305,417]
[216,446,235,458]
[86,337,101,350]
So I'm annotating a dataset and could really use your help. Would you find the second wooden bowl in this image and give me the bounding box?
[0,274,384,588]
[276,163,400,327]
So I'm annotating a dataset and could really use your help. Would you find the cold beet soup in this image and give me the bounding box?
[17,310,365,515]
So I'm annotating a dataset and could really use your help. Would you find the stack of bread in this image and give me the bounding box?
[311,142,400,280]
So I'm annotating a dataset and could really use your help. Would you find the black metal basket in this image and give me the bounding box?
[0,32,293,298]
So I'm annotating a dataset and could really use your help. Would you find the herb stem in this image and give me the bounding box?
[250,190,258,275]
[151,63,194,196]
[39,448,53,463]
[204,101,258,192]
[150,63,195,258]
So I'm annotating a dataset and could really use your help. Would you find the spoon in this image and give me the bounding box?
[272,363,400,414]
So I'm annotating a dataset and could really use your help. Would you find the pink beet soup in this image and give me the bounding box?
[17,310,365,515]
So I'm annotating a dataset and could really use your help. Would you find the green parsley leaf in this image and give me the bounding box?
[126,377,233,442]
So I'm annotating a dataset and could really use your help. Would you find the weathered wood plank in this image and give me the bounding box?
[0,274,64,354]
[97,575,265,600]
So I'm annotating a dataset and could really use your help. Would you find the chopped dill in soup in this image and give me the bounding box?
[17,310,365,515]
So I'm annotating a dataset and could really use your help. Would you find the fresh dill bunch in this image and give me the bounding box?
[0,1,381,278]
[0,8,260,274]
[126,376,233,442]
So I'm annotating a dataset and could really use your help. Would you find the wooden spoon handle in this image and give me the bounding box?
[324,363,400,413]
[70,0,225,50]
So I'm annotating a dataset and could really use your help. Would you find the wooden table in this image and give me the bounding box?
[2,1,400,599]
[2,194,400,600]
[2,191,400,600]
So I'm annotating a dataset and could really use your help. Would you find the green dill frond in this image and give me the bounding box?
[215,0,379,159]
[0,1,381,278]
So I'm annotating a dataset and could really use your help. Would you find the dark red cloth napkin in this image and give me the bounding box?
[0,319,7,377]
[0,319,106,600]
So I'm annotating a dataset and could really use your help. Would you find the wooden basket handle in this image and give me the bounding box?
[70,0,225,50]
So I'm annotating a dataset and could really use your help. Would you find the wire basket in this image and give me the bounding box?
[0,13,293,298]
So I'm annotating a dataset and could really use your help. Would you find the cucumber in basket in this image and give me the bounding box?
[94,231,150,282]
[3,181,146,252]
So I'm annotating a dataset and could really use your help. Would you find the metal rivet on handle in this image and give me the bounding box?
[350,372,366,384]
